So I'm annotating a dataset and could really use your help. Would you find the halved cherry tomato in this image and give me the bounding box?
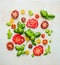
[33,45,44,56]
[11,10,19,19]
[26,18,38,28]
[42,39,48,45]
[41,34,45,38]
[35,14,39,19]
[11,24,16,29]
[41,21,49,29]
[6,42,14,50]
[21,17,26,22]
[12,34,25,45]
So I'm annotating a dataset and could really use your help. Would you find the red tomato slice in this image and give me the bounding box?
[33,45,44,56]
[41,21,49,29]
[26,18,38,28]
[11,10,19,19]
[6,42,14,50]
[12,34,25,45]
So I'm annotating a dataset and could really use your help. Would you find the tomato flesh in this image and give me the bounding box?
[26,18,38,28]
[12,34,25,45]
[6,42,14,50]
[33,45,44,56]
[11,10,19,19]
[41,21,49,29]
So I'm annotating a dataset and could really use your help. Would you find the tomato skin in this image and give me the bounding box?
[11,10,19,19]
[42,39,48,45]
[12,34,25,45]
[6,42,14,50]
[41,34,45,38]
[33,45,44,56]
[41,21,49,29]
[26,18,38,28]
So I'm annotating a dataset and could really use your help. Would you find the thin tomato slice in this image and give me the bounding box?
[11,10,19,19]
[12,34,25,45]
[26,18,38,28]
[33,45,44,56]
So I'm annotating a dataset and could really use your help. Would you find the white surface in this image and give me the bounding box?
[0,0,60,65]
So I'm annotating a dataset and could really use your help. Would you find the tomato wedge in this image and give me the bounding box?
[33,45,44,56]
[41,21,49,29]
[12,34,25,45]
[11,10,19,19]
[26,18,38,28]
[6,42,14,50]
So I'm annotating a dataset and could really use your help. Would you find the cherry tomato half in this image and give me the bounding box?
[26,18,38,28]
[33,45,44,56]
[41,34,45,38]
[35,14,39,19]
[42,39,48,45]
[11,10,19,19]
[21,17,26,22]
[6,42,14,50]
[12,34,25,45]
[41,21,49,29]
[11,24,16,29]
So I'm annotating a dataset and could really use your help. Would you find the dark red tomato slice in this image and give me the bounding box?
[33,45,44,56]
[12,34,25,45]
[6,42,14,50]
[11,10,19,19]
[41,21,49,29]
[26,18,38,28]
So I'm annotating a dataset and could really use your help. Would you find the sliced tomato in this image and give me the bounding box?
[11,10,19,19]
[33,45,44,56]
[6,42,14,50]
[12,34,25,45]
[41,21,49,29]
[26,18,38,28]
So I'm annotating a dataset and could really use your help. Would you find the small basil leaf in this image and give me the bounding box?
[43,53,48,56]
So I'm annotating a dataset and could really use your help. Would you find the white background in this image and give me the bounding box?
[0,0,60,65]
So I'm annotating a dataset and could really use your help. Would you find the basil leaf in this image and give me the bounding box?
[43,53,48,56]
[40,10,55,20]
[47,14,55,20]
[40,10,48,18]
